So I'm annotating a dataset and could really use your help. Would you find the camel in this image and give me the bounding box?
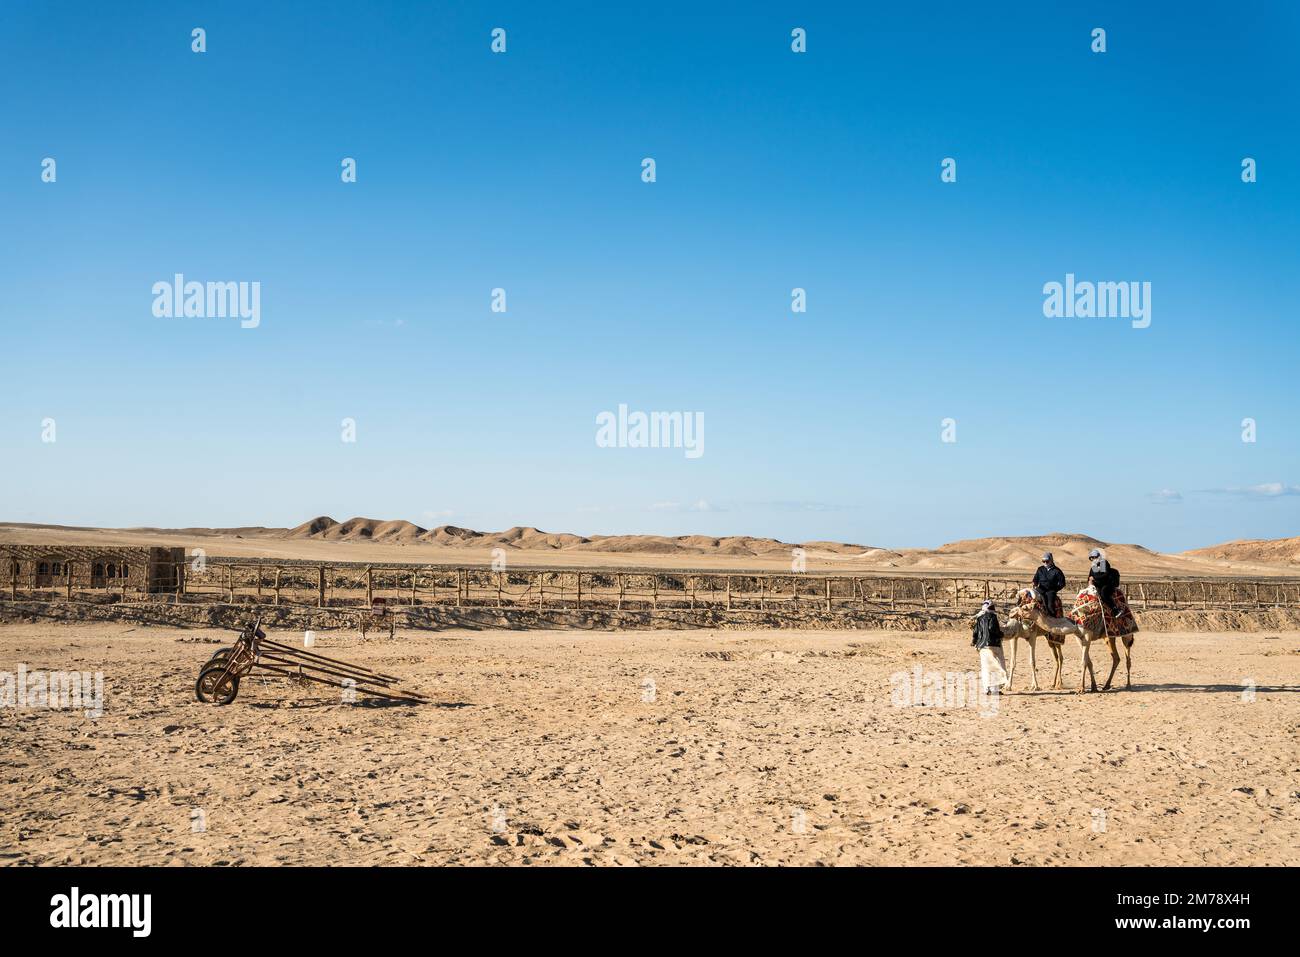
[1003,588,1066,691]
[1015,586,1136,693]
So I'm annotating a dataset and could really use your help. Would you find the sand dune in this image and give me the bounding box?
[2,519,1298,578]
[279,516,877,559]
[1184,537,1300,564]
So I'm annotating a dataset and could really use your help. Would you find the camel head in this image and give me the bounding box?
[1009,587,1040,620]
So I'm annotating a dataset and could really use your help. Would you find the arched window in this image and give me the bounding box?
[121,563,129,578]
[52,562,62,575]
[107,563,117,579]
[37,562,49,575]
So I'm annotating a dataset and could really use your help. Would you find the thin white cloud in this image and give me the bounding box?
[1201,483,1300,498]
[648,500,723,513]
[748,500,852,513]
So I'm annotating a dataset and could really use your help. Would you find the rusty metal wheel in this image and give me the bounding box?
[195,664,240,704]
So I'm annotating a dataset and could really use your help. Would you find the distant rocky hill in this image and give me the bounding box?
[285,516,875,558]
[1182,537,1300,565]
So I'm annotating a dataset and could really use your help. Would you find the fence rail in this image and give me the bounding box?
[5,559,1300,615]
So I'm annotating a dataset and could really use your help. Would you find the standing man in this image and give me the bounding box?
[1032,551,1065,617]
[1087,548,1120,615]
[972,599,1007,694]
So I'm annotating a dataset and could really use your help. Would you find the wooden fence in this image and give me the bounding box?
[6,559,1300,615]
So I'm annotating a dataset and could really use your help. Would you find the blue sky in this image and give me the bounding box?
[1,2,1297,551]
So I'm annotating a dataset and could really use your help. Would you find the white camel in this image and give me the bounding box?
[1003,588,1066,692]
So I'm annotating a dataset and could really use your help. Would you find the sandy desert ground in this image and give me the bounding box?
[1,621,1297,866]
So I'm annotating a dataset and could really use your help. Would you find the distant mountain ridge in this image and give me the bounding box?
[285,516,874,558]
[3,517,1296,570]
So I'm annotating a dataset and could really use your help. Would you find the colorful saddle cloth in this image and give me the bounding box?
[1017,588,1062,618]
[1069,588,1139,635]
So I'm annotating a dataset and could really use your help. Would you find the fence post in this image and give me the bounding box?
[318,565,326,607]
[274,566,282,606]
[66,562,73,601]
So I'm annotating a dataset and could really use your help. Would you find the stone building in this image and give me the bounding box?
[2,544,186,596]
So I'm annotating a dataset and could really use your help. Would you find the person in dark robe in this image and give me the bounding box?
[971,599,1006,693]
[1032,551,1065,617]
[1087,549,1120,614]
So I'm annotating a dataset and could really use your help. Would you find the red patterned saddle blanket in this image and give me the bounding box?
[1070,588,1139,635]
[1017,588,1062,618]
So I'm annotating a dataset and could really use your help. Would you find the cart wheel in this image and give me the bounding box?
[207,646,233,664]
[196,664,240,704]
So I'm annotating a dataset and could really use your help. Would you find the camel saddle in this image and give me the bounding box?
[1070,587,1139,636]
[1017,588,1063,618]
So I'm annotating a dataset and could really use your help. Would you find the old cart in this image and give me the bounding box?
[194,617,426,705]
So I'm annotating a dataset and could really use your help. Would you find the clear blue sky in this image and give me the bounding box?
[1,2,1297,551]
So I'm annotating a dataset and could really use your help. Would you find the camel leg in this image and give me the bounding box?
[1077,639,1093,693]
[1028,637,1040,692]
[1007,636,1018,691]
[1050,641,1063,690]
[1102,635,1120,691]
[1123,635,1133,689]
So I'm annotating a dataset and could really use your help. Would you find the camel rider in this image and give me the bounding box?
[1087,548,1120,615]
[1032,552,1065,616]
